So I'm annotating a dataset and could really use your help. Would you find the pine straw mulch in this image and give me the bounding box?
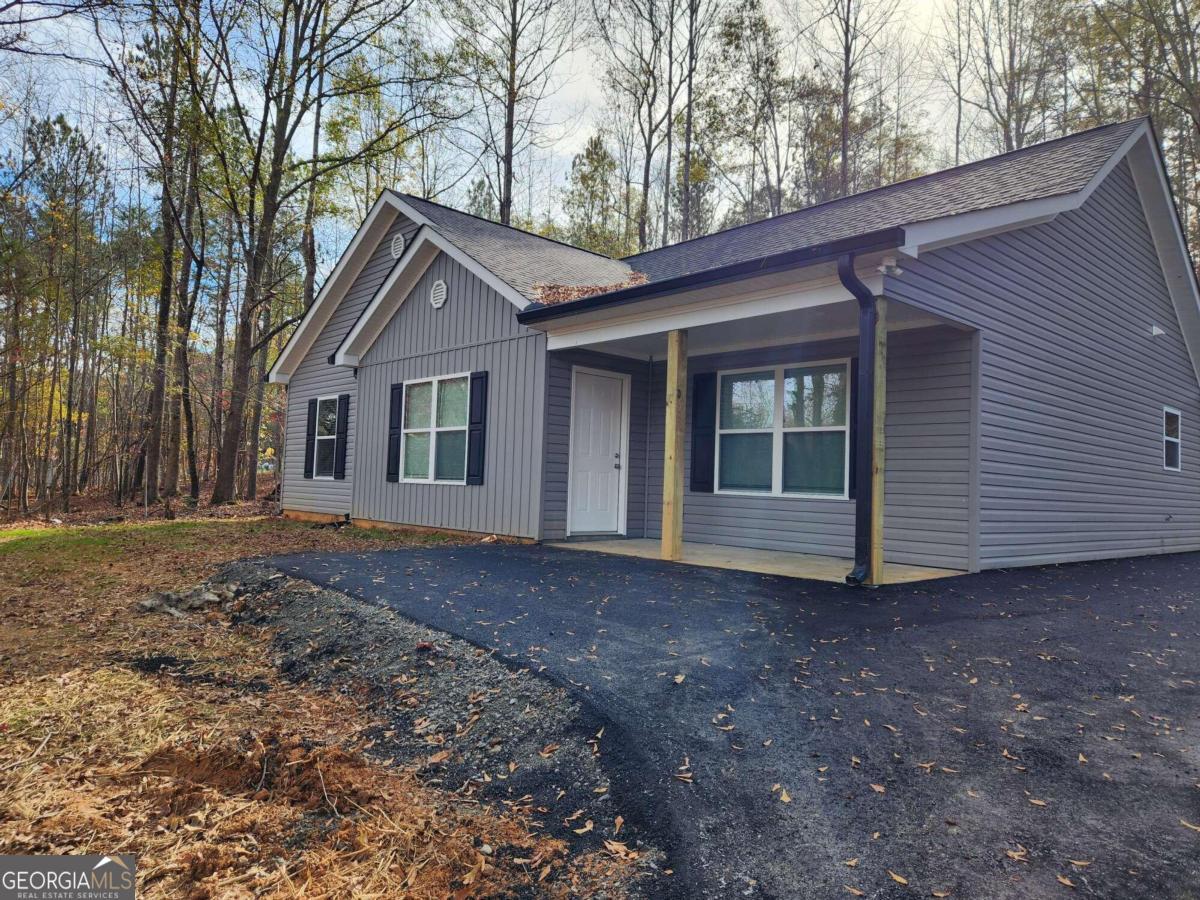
[0,515,639,898]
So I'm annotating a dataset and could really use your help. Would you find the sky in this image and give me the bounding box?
[5,0,961,266]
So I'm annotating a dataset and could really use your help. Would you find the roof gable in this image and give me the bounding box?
[267,194,400,383]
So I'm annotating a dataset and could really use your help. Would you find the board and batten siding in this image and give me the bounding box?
[886,158,1200,568]
[281,214,419,515]
[636,326,974,569]
[353,251,547,537]
[541,350,651,540]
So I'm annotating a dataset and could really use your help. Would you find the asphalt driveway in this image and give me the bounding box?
[268,544,1200,899]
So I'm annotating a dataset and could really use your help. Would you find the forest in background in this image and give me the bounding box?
[0,0,1197,516]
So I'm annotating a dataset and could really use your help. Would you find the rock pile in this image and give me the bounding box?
[137,565,287,618]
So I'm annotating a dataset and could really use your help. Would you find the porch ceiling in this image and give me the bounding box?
[568,295,963,359]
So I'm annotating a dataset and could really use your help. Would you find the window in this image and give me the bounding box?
[313,396,338,478]
[716,361,850,497]
[402,374,469,482]
[1164,407,1182,471]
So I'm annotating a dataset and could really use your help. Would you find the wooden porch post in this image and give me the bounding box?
[868,299,887,585]
[661,329,688,561]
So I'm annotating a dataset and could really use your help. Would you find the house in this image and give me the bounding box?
[267,118,1200,585]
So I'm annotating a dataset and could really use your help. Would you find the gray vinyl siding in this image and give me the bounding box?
[281,214,418,515]
[352,251,547,537]
[634,326,973,569]
[886,159,1200,568]
[541,350,651,540]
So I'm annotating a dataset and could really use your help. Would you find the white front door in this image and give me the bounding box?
[569,368,627,534]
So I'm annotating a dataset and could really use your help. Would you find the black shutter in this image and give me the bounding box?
[303,398,317,479]
[847,357,859,499]
[466,371,488,485]
[386,383,403,482]
[333,393,350,479]
[690,371,717,492]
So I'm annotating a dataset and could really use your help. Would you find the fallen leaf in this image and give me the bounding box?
[844,887,865,897]
[1067,859,1091,868]
[604,839,638,859]
[1029,797,1047,807]
[1056,874,1076,888]
[1181,819,1200,833]
[538,743,560,758]
[614,815,624,835]
[780,788,792,803]
[1078,753,1088,764]
[870,783,886,794]
[932,891,952,898]
[888,870,909,885]
[843,858,859,867]
[427,750,450,764]
[673,673,686,684]
[573,819,594,835]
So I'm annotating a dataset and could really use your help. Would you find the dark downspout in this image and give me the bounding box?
[838,252,877,586]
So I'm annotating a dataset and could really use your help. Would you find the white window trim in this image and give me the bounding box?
[1164,406,1182,472]
[713,358,852,500]
[312,395,339,480]
[400,372,470,484]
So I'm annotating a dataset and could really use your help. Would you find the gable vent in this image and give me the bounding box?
[390,233,406,259]
[430,279,448,309]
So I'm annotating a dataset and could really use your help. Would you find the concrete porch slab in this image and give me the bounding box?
[548,537,964,584]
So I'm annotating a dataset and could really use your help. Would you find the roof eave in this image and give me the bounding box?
[517,226,907,326]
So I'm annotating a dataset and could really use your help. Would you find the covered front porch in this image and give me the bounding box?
[550,537,963,584]
[527,250,977,585]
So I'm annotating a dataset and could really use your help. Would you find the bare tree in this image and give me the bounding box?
[592,0,672,249]
[935,0,976,163]
[0,0,109,54]
[968,0,1061,150]
[448,0,577,225]
[679,0,721,240]
[181,0,447,503]
[811,0,901,195]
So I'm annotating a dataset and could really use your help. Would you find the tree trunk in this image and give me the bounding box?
[680,1,696,242]
[244,319,269,501]
[840,0,852,196]
[161,136,198,498]
[500,0,519,225]
[142,39,180,506]
[209,212,233,482]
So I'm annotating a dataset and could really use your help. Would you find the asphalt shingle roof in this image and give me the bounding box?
[391,191,634,302]
[624,118,1144,283]
[391,120,1142,308]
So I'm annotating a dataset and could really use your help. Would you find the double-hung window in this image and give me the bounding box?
[1164,407,1182,471]
[313,396,339,478]
[402,374,469,482]
[716,361,850,497]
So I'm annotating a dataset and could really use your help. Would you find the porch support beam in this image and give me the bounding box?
[661,329,688,561]
[870,298,888,585]
[839,254,886,586]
